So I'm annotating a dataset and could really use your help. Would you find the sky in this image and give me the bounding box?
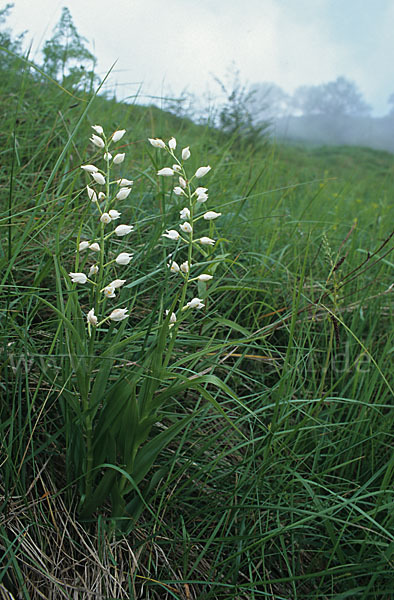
[5,0,394,116]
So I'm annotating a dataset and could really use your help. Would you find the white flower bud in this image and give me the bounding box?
[88,264,99,276]
[115,252,133,265]
[108,209,121,220]
[168,137,176,149]
[116,187,132,200]
[117,178,133,186]
[78,241,89,251]
[198,237,215,245]
[195,187,208,195]
[196,192,208,203]
[81,164,98,173]
[148,138,166,148]
[109,279,126,289]
[204,211,221,220]
[195,166,211,178]
[89,242,101,252]
[179,176,187,189]
[182,146,191,161]
[87,185,97,202]
[109,308,128,321]
[91,172,106,185]
[198,274,213,281]
[90,134,105,148]
[179,207,190,220]
[100,212,112,224]
[69,272,87,284]
[165,309,177,326]
[162,229,180,240]
[87,308,98,326]
[172,164,181,173]
[103,152,112,161]
[180,261,189,273]
[115,224,134,236]
[180,222,192,233]
[91,125,104,135]
[112,129,126,142]
[157,167,175,176]
[113,153,125,164]
[173,186,185,196]
[98,192,106,200]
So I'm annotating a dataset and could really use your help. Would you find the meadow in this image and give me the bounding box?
[0,51,393,600]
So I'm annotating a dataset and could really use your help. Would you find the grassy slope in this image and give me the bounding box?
[0,63,393,600]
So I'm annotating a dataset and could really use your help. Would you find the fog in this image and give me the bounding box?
[243,78,394,153]
[272,114,394,153]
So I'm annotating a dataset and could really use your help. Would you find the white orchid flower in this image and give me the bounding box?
[115,224,134,236]
[162,229,180,241]
[195,166,211,178]
[204,211,221,220]
[112,129,126,142]
[115,252,133,265]
[180,222,192,233]
[90,134,105,148]
[109,308,128,321]
[113,153,125,164]
[179,207,190,220]
[148,138,166,148]
[69,272,87,284]
[157,167,175,176]
[91,172,106,185]
[87,308,98,326]
[182,147,191,160]
[198,237,215,245]
[81,164,98,173]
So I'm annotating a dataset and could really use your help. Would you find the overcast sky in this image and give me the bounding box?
[6,0,394,115]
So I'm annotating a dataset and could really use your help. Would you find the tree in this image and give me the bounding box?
[292,77,371,117]
[247,82,291,120]
[387,93,394,116]
[42,7,96,88]
[0,3,25,69]
[213,66,270,143]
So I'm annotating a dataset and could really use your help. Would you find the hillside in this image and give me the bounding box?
[0,51,393,600]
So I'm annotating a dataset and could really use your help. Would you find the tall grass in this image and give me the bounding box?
[0,56,393,600]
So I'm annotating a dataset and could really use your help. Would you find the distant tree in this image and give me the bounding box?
[387,93,394,116]
[213,66,270,143]
[42,7,96,88]
[292,77,371,117]
[0,3,25,69]
[247,82,291,120]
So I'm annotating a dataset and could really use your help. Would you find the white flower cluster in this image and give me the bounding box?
[149,136,222,325]
[68,125,133,329]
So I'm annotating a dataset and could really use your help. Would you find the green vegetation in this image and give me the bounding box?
[0,10,393,600]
